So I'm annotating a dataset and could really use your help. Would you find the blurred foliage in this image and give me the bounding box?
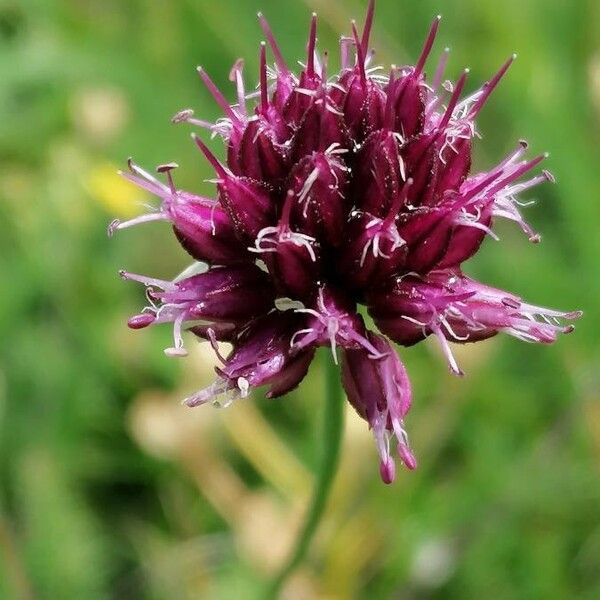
[0,0,599,598]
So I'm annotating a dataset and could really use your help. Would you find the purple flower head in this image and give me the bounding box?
[112,1,581,483]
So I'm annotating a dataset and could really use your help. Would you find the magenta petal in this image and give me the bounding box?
[217,311,314,394]
[218,175,275,242]
[368,271,581,377]
[172,200,250,264]
[435,137,472,197]
[388,71,425,139]
[352,129,405,218]
[236,119,288,182]
[337,211,407,291]
[263,235,320,301]
[265,349,316,398]
[287,152,350,246]
[290,95,351,162]
[342,331,416,479]
[436,200,493,269]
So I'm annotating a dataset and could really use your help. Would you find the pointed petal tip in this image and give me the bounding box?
[415,14,443,75]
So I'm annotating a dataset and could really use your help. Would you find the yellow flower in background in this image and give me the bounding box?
[87,162,144,217]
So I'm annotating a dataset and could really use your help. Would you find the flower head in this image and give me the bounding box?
[112,1,580,483]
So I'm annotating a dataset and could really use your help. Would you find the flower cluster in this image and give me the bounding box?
[111,1,580,483]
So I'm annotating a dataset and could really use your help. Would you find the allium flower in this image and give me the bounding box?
[111,1,581,483]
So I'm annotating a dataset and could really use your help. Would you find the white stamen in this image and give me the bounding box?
[432,326,464,376]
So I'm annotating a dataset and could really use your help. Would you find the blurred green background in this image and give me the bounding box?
[1,0,599,598]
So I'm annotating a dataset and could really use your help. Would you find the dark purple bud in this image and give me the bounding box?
[290,90,351,162]
[399,206,453,273]
[336,71,387,141]
[387,69,425,139]
[352,129,406,218]
[287,150,350,246]
[281,17,325,128]
[367,273,464,350]
[341,330,416,482]
[171,199,251,264]
[263,239,320,301]
[382,15,441,139]
[396,167,500,273]
[435,137,472,197]
[337,181,412,290]
[185,311,315,406]
[181,266,275,322]
[401,69,470,206]
[291,286,387,363]
[435,198,493,269]
[252,191,321,301]
[120,265,275,357]
[193,134,275,242]
[400,132,440,206]
[234,118,288,182]
[264,350,315,398]
[362,83,387,136]
[331,21,387,140]
[368,271,582,376]
[218,176,274,242]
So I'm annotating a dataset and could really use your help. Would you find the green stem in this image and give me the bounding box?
[266,350,345,598]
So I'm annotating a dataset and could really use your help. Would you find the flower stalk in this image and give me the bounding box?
[267,351,345,598]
